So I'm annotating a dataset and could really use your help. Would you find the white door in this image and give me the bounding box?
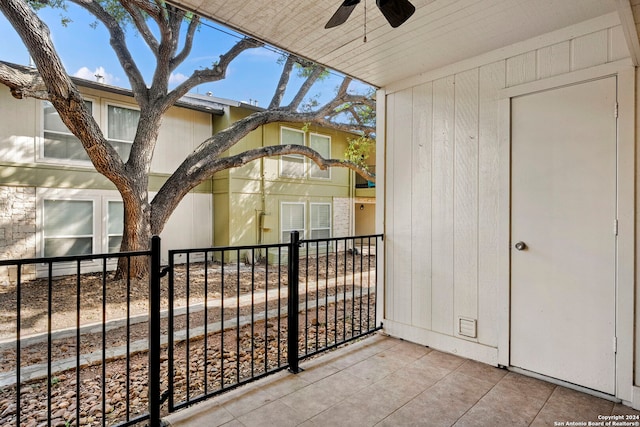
[510,77,617,394]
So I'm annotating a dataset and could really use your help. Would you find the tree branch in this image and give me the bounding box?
[269,54,295,109]
[165,37,263,107]
[0,61,49,100]
[287,65,325,110]
[171,14,200,69]
[70,0,148,103]
[120,1,160,55]
[212,145,375,182]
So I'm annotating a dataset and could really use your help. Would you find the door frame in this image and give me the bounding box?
[495,61,635,402]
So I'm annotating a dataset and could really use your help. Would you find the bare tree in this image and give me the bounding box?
[0,0,376,277]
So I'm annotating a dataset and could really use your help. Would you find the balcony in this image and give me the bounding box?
[355,165,376,189]
[355,165,375,198]
[166,332,640,426]
[2,233,640,426]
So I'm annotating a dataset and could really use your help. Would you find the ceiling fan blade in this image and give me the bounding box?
[325,0,361,29]
[376,0,415,28]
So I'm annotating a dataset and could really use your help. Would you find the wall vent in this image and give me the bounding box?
[458,317,477,338]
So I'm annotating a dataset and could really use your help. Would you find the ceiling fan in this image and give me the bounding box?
[325,0,416,29]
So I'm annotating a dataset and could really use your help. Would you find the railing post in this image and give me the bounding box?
[287,231,301,373]
[149,236,162,426]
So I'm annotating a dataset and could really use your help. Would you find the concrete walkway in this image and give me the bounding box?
[164,332,640,426]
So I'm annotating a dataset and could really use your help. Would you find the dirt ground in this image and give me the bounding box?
[0,251,376,340]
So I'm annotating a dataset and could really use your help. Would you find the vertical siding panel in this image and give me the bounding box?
[385,93,396,321]
[609,26,630,62]
[537,41,570,80]
[453,69,479,335]
[572,30,608,71]
[478,61,505,347]
[411,82,433,329]
[392,88,414,325]
[506,51,536,87]
[431,76,455,335]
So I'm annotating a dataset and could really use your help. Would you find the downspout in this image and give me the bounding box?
[258,125,266,246]
[349,169,355,238]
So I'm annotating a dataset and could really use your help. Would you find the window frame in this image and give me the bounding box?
[38,97,97,166]
[308,133,332,180]
[104,198,124,254]
[103,100,140,162]
[39,195,98,258]
[36,188,124,276]
[279,126,306,179]
[280,202,306,242]
[309,202,332,240]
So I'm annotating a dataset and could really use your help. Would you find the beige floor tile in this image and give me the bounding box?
[165,401,235,427]
[261,372,311,400]
[612,403,640,415]
[310,382,412,426]
[455,360,508,385]
[343,354,401,382]
[416,350,466,371]
[376,390,472,427]
[493,372,556,402]
[531,386,614,426]
[454,404,531,427]
[296,363,341,384]
[219,420,245,427]
[454,384,548,427]
[386,340,432,359]
[279,370,372,420]
[221,387,276,418]
[372,347,426,369]
[471,382,548,419]
[374,364,451,400]
[237,400,308,427]
[426,372,495,407]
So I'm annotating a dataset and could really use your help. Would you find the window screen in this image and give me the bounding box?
[43,100,92,161]
[43,200,93,257]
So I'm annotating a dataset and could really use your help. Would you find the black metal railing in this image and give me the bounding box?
[0,249,153,427]
[0,232,382,426]
[165,232,382,414]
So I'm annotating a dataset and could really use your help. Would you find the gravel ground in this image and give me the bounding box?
[0,253,378,426]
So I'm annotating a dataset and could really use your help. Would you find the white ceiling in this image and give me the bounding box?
[171,0,622,88]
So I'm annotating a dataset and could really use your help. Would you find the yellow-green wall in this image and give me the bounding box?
[213,108,357,248]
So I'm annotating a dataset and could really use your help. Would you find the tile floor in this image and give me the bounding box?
[164,333,640,426]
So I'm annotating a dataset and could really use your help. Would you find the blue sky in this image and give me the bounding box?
[0,3,366,107]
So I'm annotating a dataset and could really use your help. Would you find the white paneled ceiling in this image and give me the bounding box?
[170,0,619,87]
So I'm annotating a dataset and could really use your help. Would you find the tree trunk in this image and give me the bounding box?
[116,179,152,279]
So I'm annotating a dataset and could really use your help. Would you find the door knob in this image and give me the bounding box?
[515,241,527,251]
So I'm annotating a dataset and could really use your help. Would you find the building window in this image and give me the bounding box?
[107,200,124,253]
[107,104,139,161]
[308,134,331,179]
[310,203,331,239]
[43,100,93,161]
[280,127,305,178]
[43,199,94,257]
[281,202,305,242]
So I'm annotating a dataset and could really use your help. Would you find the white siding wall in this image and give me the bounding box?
[383,23,630,359]
[0,86,211,174]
